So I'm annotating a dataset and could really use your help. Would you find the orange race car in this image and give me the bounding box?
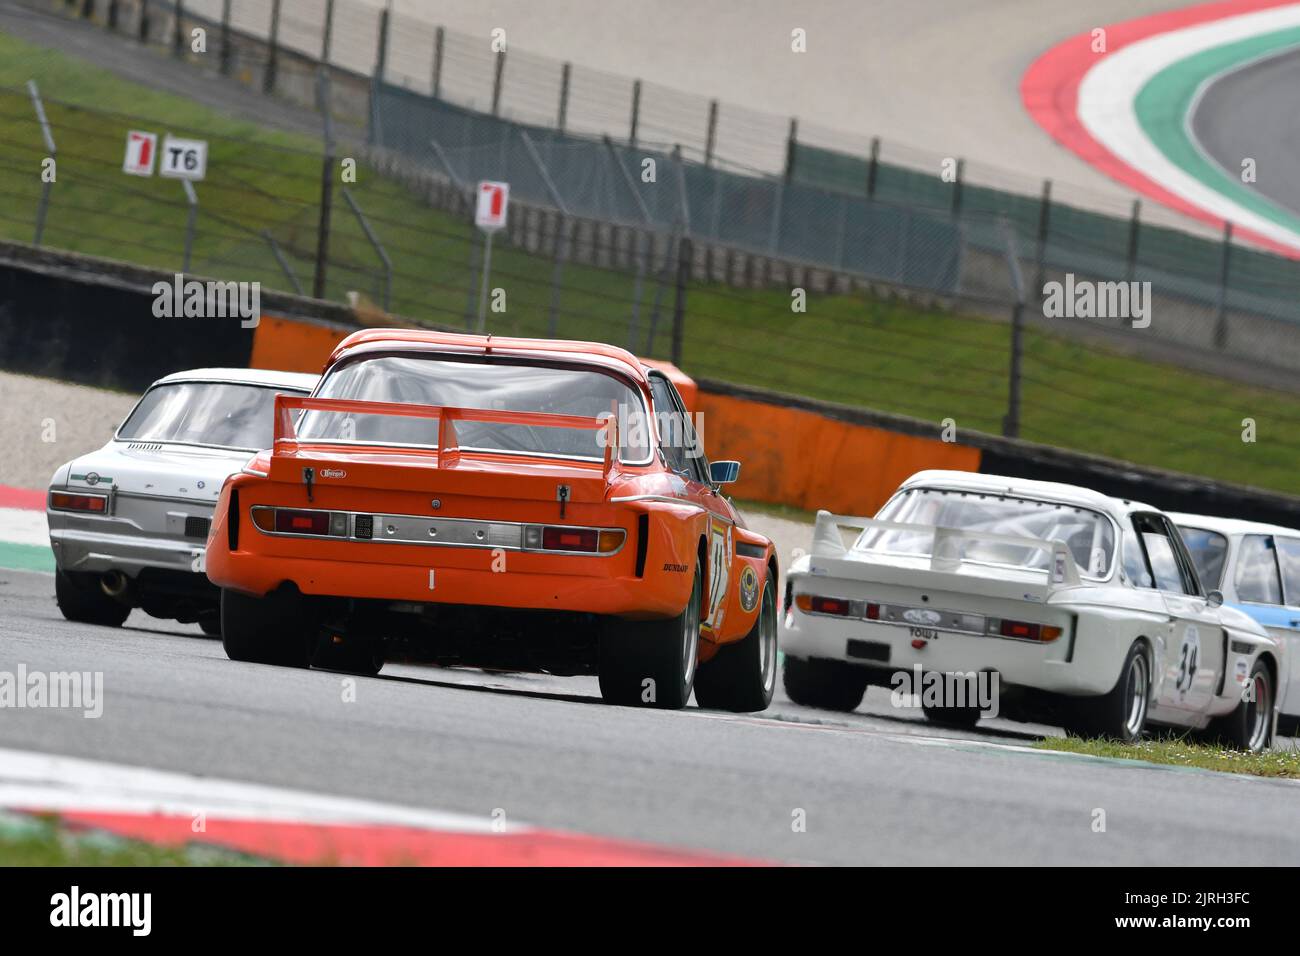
[204,329,778,711]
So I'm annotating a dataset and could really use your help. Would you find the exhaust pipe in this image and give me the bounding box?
[100,570,130,598]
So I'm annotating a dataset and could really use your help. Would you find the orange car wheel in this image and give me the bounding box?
[694,576,777,713]
[221,586,317,668]
[598,566,701,709]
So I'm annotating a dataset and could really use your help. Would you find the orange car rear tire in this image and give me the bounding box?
[694,575,777,712]
[598,566,701,709]
[221,586,317,668]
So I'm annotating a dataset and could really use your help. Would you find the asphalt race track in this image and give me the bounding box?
[3,566,1298,866]
[1191,44,1300,220]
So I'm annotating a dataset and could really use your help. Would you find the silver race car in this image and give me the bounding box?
[47,368,318,633]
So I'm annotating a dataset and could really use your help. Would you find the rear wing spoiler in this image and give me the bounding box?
[272,395,622,478]
[812,510,1081,586]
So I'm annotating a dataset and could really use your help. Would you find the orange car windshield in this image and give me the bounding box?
[297,354,652,463]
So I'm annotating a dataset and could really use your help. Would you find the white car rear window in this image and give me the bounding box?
[858,487,1115,577]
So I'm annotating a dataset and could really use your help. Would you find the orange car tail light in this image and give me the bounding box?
[251,507,348,537]
[50,491,108,513]
[277,510,330,535]
[543,527,597,551]
[531,526,626,554]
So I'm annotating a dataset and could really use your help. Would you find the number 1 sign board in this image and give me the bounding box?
[475,181,509,232]
[122,131,158,177]
[159,136,208,181]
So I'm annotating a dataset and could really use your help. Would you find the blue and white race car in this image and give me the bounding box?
[1172,512,1300,736]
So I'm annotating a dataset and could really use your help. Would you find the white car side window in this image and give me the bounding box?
[1142,533,1187,594]
[1122,534,1154,589]
[1274,537,1300,606]
[1236,534,1283,605]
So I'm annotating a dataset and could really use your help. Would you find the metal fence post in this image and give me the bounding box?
[219,0,232,75]
[181,179,199,272]
[557,62,570,132]
[670,237,693,367]
[367,7,389,145]
[629,80,641,146]
[767,179,784,254]
[950,157,965,218]
[138,0,150,41]
[673,143,691,236]
[1032,178,1052,296]
[1125,199,1141,284]
[491,47,506,116]
[374,7,390,83]
[1001,224,1028,440]
[313,71,335,300]
[866,136,880,199]
[784,118,797,181]
[704,100,718,167]
[1004,299,1024,439]
[432,26,444,98]
[172,0,184,56]
[264,0,281,93]
[342,188,393,312]
[1214,221,1234,348]
[27,81,56,247]
[320,0,334,64]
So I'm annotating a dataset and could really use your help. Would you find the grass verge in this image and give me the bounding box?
[0,811,269,865]
[1036,735,1300,778]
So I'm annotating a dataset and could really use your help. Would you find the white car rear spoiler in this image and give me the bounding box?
[812,511,1081,587]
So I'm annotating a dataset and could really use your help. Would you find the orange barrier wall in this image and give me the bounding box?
[250,315,349,374]
[252,315,979,515]
[696,392,980,516]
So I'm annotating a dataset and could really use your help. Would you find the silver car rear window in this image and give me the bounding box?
[118,382,298,450]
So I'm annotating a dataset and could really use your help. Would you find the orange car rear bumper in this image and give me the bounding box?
[208,547,687,618]
[204,488,698,620]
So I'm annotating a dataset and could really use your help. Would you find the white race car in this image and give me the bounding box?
[47,368,318,633]
[781,470,1281,750]
[1171,512,1300,736]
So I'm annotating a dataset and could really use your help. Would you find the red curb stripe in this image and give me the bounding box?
[51,811,768,867]
[0,485,45,510]
[1020,0,1299,257]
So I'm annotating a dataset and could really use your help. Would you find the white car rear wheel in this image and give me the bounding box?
[1067,641,1149,743]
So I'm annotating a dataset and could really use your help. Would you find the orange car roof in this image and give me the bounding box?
[330,328,643,373]
[328,329,697,399]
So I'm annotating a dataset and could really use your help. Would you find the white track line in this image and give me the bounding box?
[0,746,516,832]
[0,507,48,548]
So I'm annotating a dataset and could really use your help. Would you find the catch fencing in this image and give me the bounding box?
[38,0,1300,385]
[9,2,1300,495]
